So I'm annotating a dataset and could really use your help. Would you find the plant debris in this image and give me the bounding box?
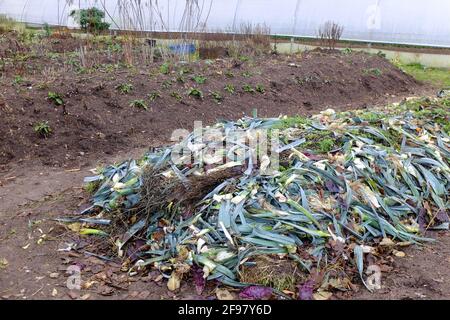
[70,97,449,299]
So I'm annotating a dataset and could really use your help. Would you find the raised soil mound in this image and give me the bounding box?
[0,49,425,168]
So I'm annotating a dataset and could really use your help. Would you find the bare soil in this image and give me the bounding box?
[1,32,447,300]
[353,231,450,300]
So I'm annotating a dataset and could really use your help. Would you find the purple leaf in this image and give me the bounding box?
[298,280,315,300]
[325,180,340,193]
[126,239,146,262]
[73,262,86,271]
[303,152,322,161]
[418,208,428,233]
[182,210,193,219]
[192,265,206,295]
[436,209,449,223]
[336,196,349,212]
[239,286,273,300]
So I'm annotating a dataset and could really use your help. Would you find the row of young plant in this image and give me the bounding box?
[32,66,267,138]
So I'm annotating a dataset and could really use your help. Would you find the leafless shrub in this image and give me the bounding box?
[196,29,229,59]
[317,21,344,50]
[78,45,88,68]
[235,22,271,56]
[114,0,212,64]
[240,23,271,46]
[204,23,271,58]
[172,0,213,62]
[121,38,134,65]
[78,45,98,69]
[0,14,26,34]
[196,23,271,60]
[198,43,229,59]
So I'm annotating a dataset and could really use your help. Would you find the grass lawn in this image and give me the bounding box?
[398,62,450,88]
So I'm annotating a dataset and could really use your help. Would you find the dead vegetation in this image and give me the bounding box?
[239,256,305,292]
[139,165,242,215]
[317,21,344,50]
[197,23,272,59]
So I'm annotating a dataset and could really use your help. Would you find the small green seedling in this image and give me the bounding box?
[160,62,170,74]
[170,91,183,101]
[192,75,207,84]
[149,91,161,101]
[178,67,192,75]
[256,84,265,93]
[210,91,223,104]
[130,99,148,110]
[48,91,64,105]
[13,75,24,85]
[342,48,353,55]
[376,51,387,58]
[224,84,235,94]
[102,64,116,73]
[84,181,100,195]
[225,71,234,78]
[116,83,133,94]
[364,68,383,76]
[47,52,59,60]
[242,71,252,78]
[34,121,52,138]
[107,42,122,53]
[242,84,255,93]
[161,80,173,89]
[43,23,52,37]
[187,87,203,99]
[239,55,250,62]
[170,91,183,102]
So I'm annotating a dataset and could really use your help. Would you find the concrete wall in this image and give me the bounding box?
[275,43,450,69]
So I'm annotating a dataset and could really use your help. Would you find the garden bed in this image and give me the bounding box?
[0,31,429,169]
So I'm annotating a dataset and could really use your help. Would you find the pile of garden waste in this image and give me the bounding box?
[69,97,449,298]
